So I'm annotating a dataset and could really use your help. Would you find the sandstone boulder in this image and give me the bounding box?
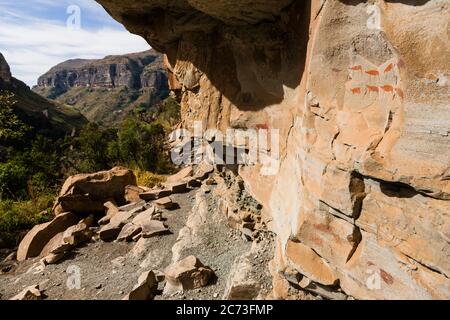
[41,252,66,265]
[165,256,214,291]
[17,212,79,261]
[132,207,156,226]
[99,201,120,225]
[40,232,71,256]
[154,197,175,210]
[118,200,146,213]
[54,167,137,215]
[123,270,158,300]
[53,194,105,215]
[98,223,122,242]
[140,189,172,201]
[62,217,94,246]
[109,210,134,226]
[125,185,145,203]
[39,217,93,263]
[184,177,202,188]
[166,181,189,194]
[10,285,42,300]
[141,220,169,238]
[99,210,135,241]
[223,255,261,300]
[117,223,142,242]
[193,162,214,181]
[166,166,193,183]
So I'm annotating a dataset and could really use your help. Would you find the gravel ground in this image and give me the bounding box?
[159,187,253,300]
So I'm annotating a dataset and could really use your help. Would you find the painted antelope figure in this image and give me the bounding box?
[365,69,380,80]
[350,87,362,94]
[366,85,379,96]
[380,85,394,92]
[350,65,363,72]
[380,84,394,99]
[384,63,394,73]
[349,65,363,78]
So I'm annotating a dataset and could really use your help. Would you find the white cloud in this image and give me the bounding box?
[0,2,151,87]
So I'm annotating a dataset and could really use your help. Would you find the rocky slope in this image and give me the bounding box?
[0,53,87,137]
[33,50,168,125]
[95,0,450,300]
[0,165,284,301]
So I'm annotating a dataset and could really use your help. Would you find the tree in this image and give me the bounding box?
[110,117,167,172]
[73,122,116,172]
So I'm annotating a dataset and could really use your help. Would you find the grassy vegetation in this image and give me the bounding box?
[0,195,54,246]
[34,85,171,126]
[134,168,166,189]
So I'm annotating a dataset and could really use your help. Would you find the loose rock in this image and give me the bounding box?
[17,212,79,261]
[141,220,170,238]
[123,270,158,300]
[117,223,142,242]
[165,256,215,292]
[10,285,42,300]
[154,197,175,210]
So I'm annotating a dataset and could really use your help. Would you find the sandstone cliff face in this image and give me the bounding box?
[96,0,450,299]
[34,50,168,124]
[36,50,166,93]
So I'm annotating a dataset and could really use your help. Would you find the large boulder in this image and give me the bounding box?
[17,212,79,261]
[53,167,137,215]
[165,256,215,292]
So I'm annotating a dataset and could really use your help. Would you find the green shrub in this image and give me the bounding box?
[0,160,29,200]
[0,194,53,246]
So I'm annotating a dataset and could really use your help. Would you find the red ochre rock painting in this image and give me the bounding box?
[345,57,405,101]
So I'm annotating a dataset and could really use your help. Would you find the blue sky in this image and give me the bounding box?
[0,0,151,86]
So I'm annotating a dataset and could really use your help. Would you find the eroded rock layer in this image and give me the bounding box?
[96,0,450,299]
[33,50,168,124]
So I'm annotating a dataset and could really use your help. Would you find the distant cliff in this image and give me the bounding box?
[33,50,169,125]
[0,53,87,137]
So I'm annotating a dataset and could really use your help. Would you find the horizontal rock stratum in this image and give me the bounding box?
[96,0,450,299]
[33,50,169,124]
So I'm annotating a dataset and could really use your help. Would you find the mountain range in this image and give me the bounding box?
[33,50,169,125]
